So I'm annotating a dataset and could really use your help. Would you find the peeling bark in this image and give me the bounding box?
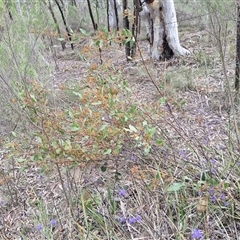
[145,0,190,60]
[108,0,190,60]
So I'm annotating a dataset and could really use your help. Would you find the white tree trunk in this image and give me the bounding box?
[108,0,190,60]
[108,0,122,29]
[139,4,152,37]
[145,0,190,60]
[162,0,190,56]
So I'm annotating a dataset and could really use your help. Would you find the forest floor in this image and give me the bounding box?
[1,27,240,239]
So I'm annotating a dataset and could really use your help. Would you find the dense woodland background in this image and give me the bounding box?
[0,0,240,239]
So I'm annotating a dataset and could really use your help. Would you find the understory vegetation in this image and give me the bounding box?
[0,0,239,239]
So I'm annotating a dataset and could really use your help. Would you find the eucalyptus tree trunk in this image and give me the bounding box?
[122,0,131,59]
[130,0,141,58]
[108,0,190,60]
[108,0,122,29]
[145,0,190,60]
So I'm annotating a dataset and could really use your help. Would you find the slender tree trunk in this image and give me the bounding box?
[160,6,173,60]
[113,0,119,31]
[235,2,240,91]
[54,0,74,50]
[70,0,77,7]
[87,0,98,31]
[107,0,110,32]
[131,0,140,57]
[95,0,100,26]
[122,0,131,59]
[137,0,144,35]
[45,0,66,50]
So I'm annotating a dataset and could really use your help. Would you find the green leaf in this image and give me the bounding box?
[63,139,72,151]
[30,93,37,102]
[144,145,151,155]
[68,111,74,119]
[146,126,156,138]
[167,182,185,192]
[11,131,17,137]
[159,97,166,104]
[17,158,25,163]
[19,166,28,172]
[99,124,107,131]
[129,37,135,48]
[72,91,82,98]
[95,39,103,49]
[103,148,112,155]
[122,28,132,37]
[70,123,80,132]
[223,182,230,189]
[79,28,90,36]
[155,139,164,145]
[129,124,138,133]
[129,105,136,113]
[55,148,62,155]
[51,140,58,148]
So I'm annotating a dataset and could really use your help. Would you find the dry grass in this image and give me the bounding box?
[1,12,240,240]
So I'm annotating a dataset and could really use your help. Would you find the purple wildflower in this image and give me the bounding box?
[220,193,225,200]
[208,188,214,195]
[179,150,187,159]
[198,191,203,197]
[49,219,57,227]
[165,104,170,112]
[117,189,127,197]
[128,215,142,224]
[120,216,126,224]
[224,201,229,207]
[38,191,43,197]
[217,145,222,150]
[84,179,89,184]
[121,149,127,155]
[201,159,206,164]
[210,168,216,174]
[128,217,137,224]
[203,136,209,145]
[130,155,136,161]
[192,229,203,239]
[211,159,216,164]
[35,224,43,232]
[210,195,216,203]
